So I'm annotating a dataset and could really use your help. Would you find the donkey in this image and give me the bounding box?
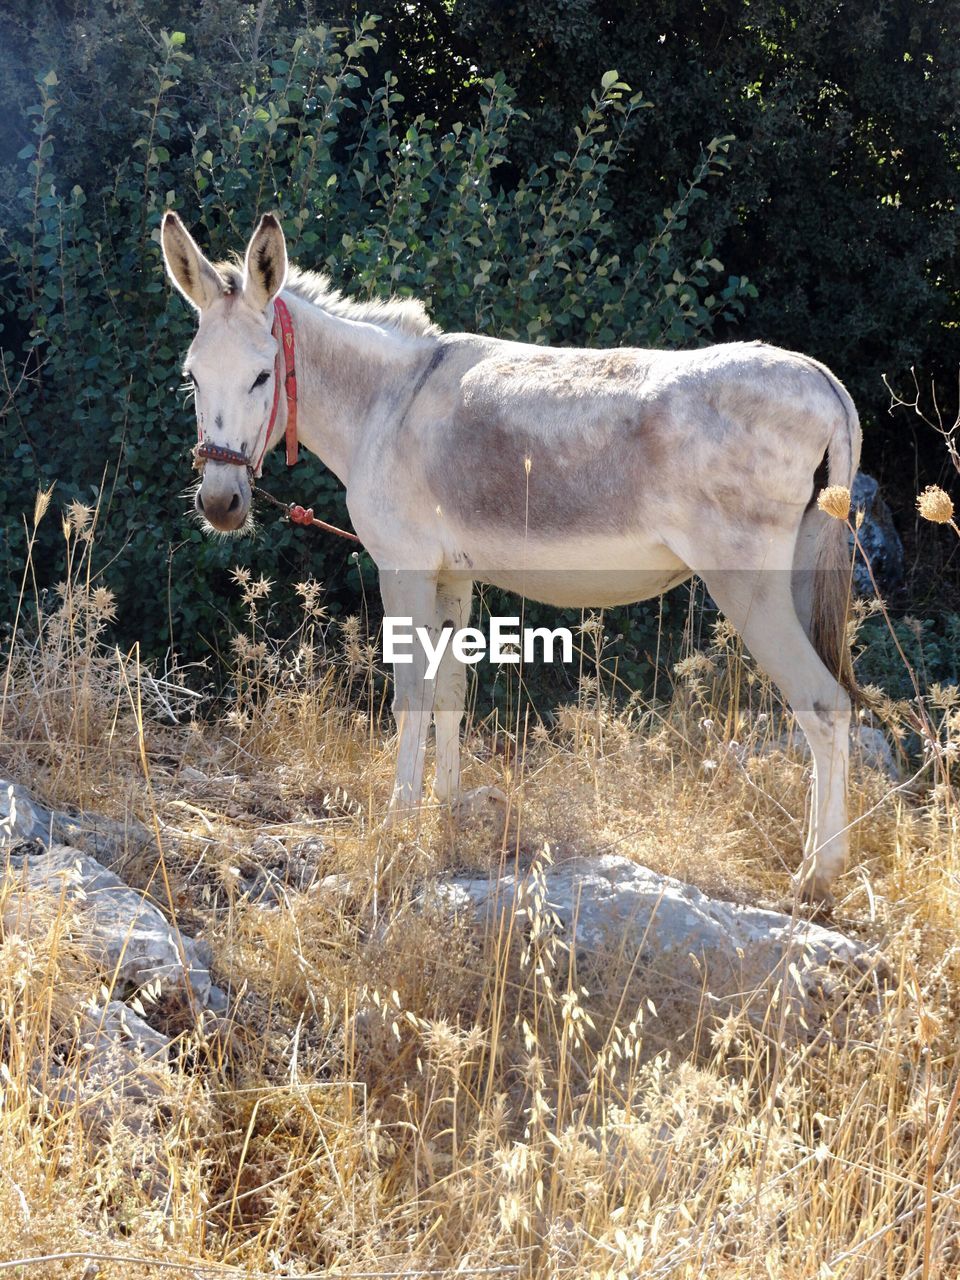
[161,210,861,903]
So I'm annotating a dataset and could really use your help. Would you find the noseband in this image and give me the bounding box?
[193,296,298,477]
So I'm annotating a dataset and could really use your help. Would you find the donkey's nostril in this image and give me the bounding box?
[228,493,241,513]
[196,490,205,512]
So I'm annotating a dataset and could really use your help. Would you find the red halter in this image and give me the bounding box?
[193,296,298,476]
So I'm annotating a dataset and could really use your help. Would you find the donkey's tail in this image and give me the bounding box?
[797,379,861,697]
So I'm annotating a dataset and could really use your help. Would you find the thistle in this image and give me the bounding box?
[817,485,852,521]
[916,484,955,526]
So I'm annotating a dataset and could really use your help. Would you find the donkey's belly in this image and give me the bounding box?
[473,567,692,608]
[449,530,690,607]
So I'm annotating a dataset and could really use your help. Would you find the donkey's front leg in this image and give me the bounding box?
[380,569,439,821]
[433,575,507,818]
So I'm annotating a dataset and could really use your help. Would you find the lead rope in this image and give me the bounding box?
[251,482,361,543]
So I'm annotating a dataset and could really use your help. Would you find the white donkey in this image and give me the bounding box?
[162,211,861,902]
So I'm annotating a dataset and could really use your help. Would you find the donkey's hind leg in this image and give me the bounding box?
[700,545,851,904]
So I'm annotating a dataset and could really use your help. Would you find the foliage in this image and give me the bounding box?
[855,613,960,702]
[0,7,752,668]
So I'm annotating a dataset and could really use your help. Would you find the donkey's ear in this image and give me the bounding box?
[161,212,224,311]
[243,213,288,313]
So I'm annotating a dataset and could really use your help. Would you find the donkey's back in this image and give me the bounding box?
[414,337,856,567]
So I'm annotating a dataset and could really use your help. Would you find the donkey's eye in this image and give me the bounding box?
[251,370,270,390]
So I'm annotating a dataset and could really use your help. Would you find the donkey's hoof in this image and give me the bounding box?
[450,785,508,821]
[378,804,419,834]
[785,872,835,916]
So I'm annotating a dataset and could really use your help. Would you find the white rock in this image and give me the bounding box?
[318,872,355,898]
[1,777,153,864]
[41,999,176,1195]
[0,779,51,845]
[852,725,900,780]
[5,843,222,1010]
[435,854,881,1021]
[49,999,172,1110]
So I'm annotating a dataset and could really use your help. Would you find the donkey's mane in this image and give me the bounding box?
[216,261,438,339]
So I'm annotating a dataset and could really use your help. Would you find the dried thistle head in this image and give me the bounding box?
[89,586,117,622]
[578,613,605,641]
[712,617,738,649]
[673,652,716,681]
[229,565,272,608]
[817,485,851,521]
[341,615,361,645]
[230,633,254,662]
[917,485,954,525]
[710,1010,743,1055]
[341,615,362,664]
[65,500,94,537]
[858,683,896,720]
[930,682,960,710]
[295,577,328,621]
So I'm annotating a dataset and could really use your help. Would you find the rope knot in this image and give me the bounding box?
[288,504,316,526]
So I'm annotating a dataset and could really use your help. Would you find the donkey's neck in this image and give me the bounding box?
[279,292,434,486]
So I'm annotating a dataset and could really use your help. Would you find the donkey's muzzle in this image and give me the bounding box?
[196,476,250,532]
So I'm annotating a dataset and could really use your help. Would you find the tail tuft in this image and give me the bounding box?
[810,512,857,696]
[801,363,861,697]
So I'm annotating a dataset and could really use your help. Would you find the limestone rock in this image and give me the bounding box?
[50,999,173,1113]
[42,1000,176,1196]
[436,854,882,1024]
[0,777,153,866]
[0,779,51,845]
[852,724,900,780]
[5,842,224,1011]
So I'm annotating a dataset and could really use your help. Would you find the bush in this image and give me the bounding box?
[0,12,752,671]
[856,613,960,701]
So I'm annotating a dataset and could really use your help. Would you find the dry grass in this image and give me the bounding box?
[1,500,959,1279]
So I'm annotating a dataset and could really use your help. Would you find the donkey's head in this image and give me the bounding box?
[161,211,288,532]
